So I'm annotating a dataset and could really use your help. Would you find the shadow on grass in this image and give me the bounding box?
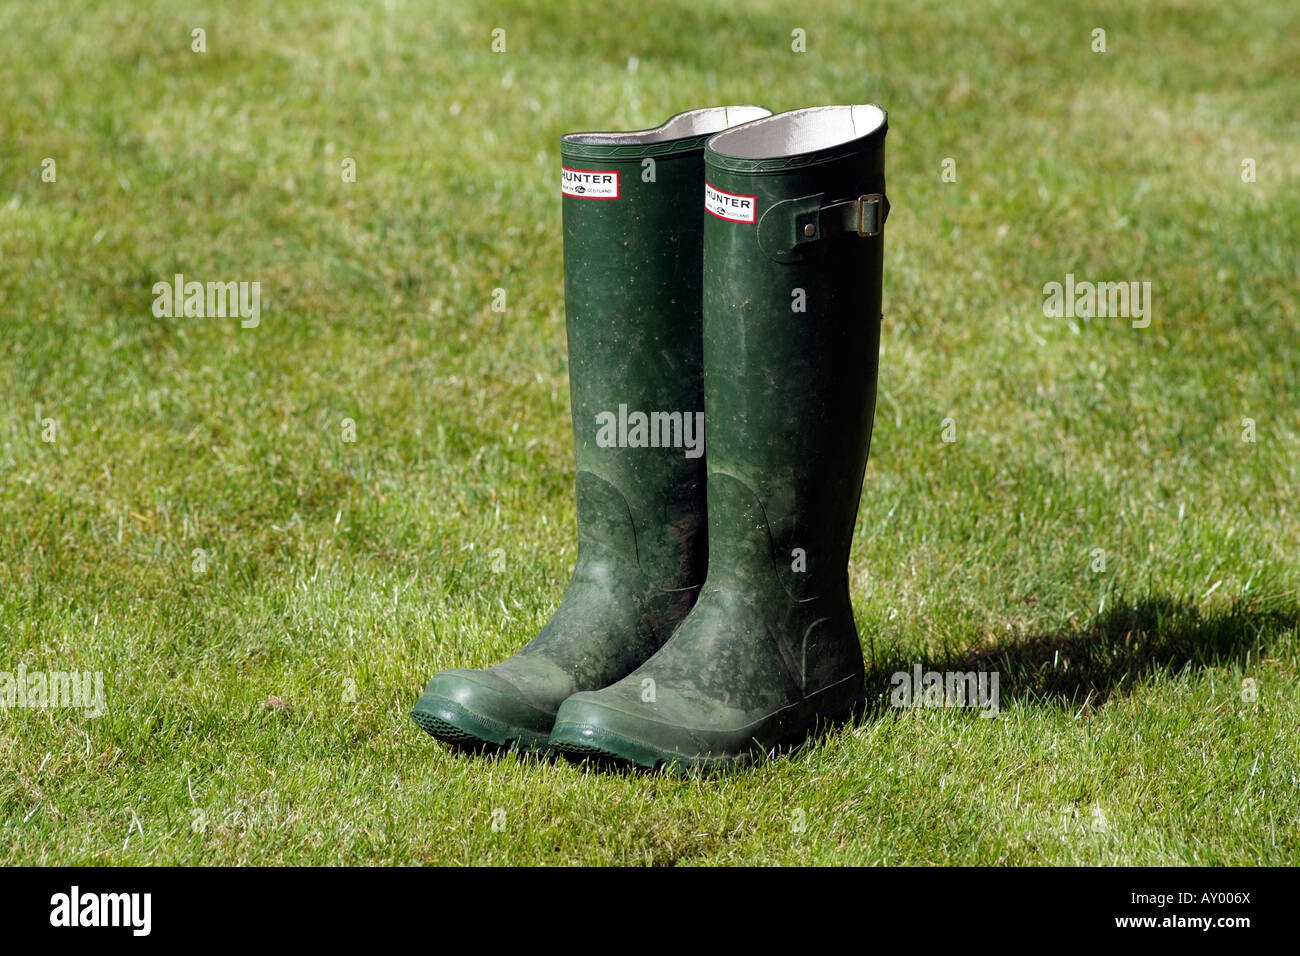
[863,594,1299,715]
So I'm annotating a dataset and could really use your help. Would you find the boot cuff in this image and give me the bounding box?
[562,106,771,161]
[706,104,887,173]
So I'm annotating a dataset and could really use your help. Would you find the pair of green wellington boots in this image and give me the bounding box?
[412,103,890,772]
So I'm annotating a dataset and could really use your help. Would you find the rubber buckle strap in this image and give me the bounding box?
[758,192,889,262]
[795,193,889,243]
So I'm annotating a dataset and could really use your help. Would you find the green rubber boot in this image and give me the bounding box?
[412,106,772,753]
[550,105,890,771]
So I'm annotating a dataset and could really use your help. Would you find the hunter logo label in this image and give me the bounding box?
[704,182,756,223]
[562,167,620,199]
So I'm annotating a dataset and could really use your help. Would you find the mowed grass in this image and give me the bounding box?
[1,0,1297,865]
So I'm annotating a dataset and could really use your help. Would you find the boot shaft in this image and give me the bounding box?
[559,106,770,585]
[702,105,889,599]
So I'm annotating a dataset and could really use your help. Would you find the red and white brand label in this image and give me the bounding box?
[562,167,620,199]
[704,182,757,223]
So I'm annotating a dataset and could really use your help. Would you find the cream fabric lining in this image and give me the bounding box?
[708,105,885,159]
[563,106,772,145]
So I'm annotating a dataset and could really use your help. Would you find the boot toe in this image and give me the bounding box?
[412,668,555,753]
[549,688,757,772]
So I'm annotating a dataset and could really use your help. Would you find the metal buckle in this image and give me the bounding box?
[856,194,885,237]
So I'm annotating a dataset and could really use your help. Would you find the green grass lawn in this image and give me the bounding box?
[2,0,1297,865]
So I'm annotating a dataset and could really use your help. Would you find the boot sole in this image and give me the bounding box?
[411,698,552,755]
[550,677,866,774]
